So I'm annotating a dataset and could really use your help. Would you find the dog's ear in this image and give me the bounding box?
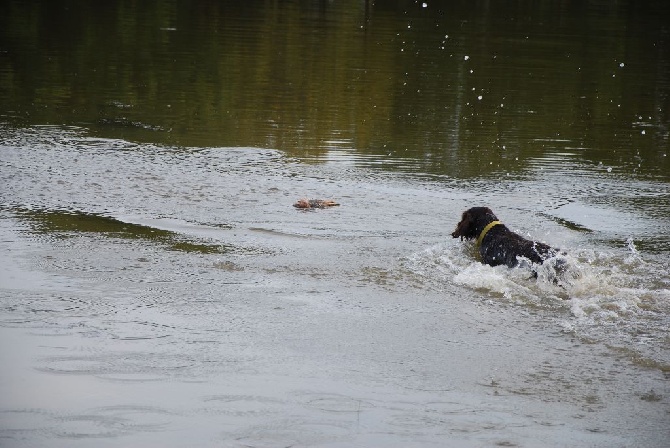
[451,210,472,239]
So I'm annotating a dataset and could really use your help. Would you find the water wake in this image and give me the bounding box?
[405,240,670,371]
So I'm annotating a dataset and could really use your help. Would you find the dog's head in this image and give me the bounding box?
[451,207,499,240]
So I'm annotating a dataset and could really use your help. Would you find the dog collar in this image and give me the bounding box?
[476,221,502,247]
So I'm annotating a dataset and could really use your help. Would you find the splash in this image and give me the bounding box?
[405,240,670,370]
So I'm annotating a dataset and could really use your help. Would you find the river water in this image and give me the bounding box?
[1,1,669,447]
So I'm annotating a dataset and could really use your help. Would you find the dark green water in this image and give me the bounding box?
[2,0,669,177]
[1,2,670,447]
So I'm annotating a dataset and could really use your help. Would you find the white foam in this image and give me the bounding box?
[405,241,670,366]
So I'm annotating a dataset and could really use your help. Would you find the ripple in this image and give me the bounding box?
[405,241,670,371]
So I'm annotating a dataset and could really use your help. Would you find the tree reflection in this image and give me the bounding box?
[1,0,668,177]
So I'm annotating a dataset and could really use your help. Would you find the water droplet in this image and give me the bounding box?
[477,95,483,100]
[422,2,428,7]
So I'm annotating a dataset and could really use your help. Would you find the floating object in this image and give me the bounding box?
[293,198,340,209]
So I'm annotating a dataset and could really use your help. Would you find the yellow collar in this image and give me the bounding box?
[476,221,502,247]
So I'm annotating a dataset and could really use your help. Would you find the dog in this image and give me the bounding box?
[293,198,340,209]
[452,207,560,269]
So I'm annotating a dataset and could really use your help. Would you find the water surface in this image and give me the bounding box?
[1,1,669,447]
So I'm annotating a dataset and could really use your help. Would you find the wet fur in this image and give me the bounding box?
[452,207,558,268]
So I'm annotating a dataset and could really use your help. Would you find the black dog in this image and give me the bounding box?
[452,207,559,268]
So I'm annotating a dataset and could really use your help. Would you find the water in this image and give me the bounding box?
[1,1,670,447]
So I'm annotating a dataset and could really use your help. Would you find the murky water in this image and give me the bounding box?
[2,1,670,447]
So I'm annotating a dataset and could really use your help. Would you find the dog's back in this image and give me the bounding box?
[452,207,559,268]
[479,224,555,268]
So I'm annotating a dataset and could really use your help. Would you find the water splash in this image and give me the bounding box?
[405,241,670,371]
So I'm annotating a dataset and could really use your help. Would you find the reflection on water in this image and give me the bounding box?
[1,0,669,178]
[16,208,234,254]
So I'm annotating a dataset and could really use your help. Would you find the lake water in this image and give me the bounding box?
[1,1,669,447]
